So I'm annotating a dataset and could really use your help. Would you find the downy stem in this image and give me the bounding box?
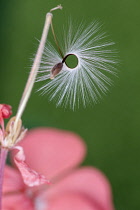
[14,5,62,132]
[14,12,53,130]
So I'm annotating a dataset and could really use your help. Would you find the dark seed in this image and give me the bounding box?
[50,62,63,79]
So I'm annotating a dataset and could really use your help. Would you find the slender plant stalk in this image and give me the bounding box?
[14,5,62,131]
[0,148,8,210]
[14,12,53,130]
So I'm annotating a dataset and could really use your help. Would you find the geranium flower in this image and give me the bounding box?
[3,128,114,210]
[0,104,49,188]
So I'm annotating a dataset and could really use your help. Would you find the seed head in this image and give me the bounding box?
[37,20,118,109]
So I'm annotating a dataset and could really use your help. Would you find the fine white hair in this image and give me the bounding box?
[37,20,118,109]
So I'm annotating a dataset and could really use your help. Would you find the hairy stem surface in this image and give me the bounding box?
[15,12,53,129]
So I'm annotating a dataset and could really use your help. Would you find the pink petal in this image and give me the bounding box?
[2,193,34,210]
[48,193,98,210]
[3,165,25,194]
[46,167,114,210]
[12,128,86,179]
[14,146,50,187]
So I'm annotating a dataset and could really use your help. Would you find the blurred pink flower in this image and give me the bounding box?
[2,128,114,210]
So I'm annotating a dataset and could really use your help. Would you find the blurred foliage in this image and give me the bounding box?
[0,0,140,209]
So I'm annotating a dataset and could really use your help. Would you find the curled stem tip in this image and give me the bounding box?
[50,5,63,12]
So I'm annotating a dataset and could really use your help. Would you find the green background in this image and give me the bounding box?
[0,0,140,209]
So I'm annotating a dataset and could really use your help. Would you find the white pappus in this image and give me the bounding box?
[37,20,118,109]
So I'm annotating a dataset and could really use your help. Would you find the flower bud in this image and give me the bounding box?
[0,104,12,119]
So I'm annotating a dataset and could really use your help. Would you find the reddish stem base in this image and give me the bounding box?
[0,148,8,210]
